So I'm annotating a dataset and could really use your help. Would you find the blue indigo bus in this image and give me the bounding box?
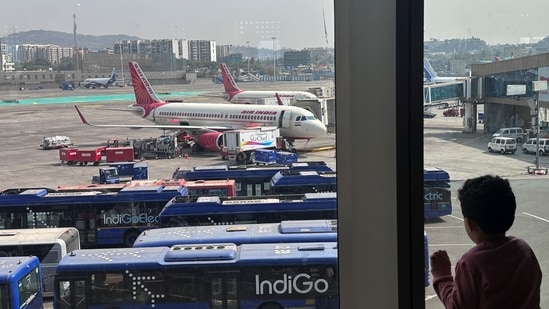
[172,161,334,196]
[423,167,452,219]
[54,242,339,309]
[158,192,337,227]
[0,256,43,309]
[0,228,80,298]
[0,185,188,248]
[133,219,338,248]
[269,170,337,194]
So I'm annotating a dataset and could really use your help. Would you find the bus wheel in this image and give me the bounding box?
[123,229,141,247]
[258,303,283,309]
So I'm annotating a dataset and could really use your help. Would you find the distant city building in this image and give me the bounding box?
[188,40,216,62]
[17,44,73,64]
[283,50,311,68]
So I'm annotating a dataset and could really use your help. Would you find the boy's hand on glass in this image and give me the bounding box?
[430,249,452,278]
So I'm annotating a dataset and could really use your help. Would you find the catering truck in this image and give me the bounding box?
[220,127,281,164]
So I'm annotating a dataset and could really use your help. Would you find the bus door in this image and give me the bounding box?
[208,271,238,309]
[56,278,87,309]
[74,209,97,247]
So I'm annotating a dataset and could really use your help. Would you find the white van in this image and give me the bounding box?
[492,127,527,142]
[522,138,549,155]
[487,137,517,154]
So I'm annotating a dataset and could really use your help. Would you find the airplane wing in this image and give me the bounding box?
[74,105,229,132]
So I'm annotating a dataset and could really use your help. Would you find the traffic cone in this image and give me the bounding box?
[184,153,189,159]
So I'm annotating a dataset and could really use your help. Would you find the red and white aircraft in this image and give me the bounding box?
[75,61,327,153]
[220,63,319,104]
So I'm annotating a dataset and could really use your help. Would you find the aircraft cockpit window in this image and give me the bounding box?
[306,116,316,120]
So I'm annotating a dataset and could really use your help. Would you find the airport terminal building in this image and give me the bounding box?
[427,52,549,135]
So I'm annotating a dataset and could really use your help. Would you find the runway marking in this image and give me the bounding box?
[448,214,463,221]
[425,294,438,301]
[522,212,549,223]
[428,244,472,247]
[424,226,463,229]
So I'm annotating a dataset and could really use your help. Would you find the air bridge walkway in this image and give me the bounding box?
[424,80,468,107]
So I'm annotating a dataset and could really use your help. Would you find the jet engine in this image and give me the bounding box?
[196,132,223,152]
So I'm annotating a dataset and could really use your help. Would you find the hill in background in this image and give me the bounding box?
[1,30,140,51]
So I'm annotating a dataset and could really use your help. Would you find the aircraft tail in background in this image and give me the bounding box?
[220,63,242,100]
[128,61,166,117]
[424,59,467,83]
[108,67,117,83]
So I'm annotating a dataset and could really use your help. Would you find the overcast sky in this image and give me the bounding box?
[2,0,334,50]
[425,0,549,44]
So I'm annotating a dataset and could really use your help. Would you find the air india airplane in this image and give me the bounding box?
[220,63,319,104]
[75,61,327,153]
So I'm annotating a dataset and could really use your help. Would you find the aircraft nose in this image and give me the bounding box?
[313,120,328,137]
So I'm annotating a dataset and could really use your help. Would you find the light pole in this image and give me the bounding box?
[119,41,124,87]
[271,37,276,81]
[531,80,548,170]
[246,41,250,74]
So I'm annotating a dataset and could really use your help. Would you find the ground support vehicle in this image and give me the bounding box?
[492,127,527,143]
[75,147,104,165]
[40,135,72,150]
[91,167,121,184]
[60,146,138,166]
[133,135,179,160]
[221,127,282,165]
[487,137,517,154]
[254,149,278,164]
[276,151,299,164]
[59,148,78,165]
[104,147,134,163]
[442,108,460,117]
[59,81,75,90]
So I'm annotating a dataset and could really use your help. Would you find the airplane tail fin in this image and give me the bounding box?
[220,63,241,99]
[128,61,165,108]
[275,93,284,106]
[423,59,438,83]
[109,67,117,83]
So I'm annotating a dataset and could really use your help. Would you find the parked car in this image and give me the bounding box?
[488,137,517,154]
[522,138,549,155]
[492,127,527,142]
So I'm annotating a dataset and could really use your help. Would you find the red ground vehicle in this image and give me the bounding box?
[59,148,79,165]
[105,147,134,163]
[443,108,462,117]
[76,147,104,165]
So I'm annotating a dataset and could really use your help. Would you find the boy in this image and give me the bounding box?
[430,175,541,308]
